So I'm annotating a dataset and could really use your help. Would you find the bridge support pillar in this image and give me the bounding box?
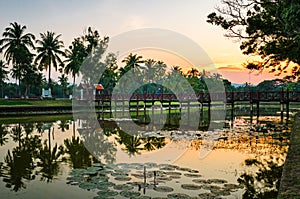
[286,101,289,121]
[231,101,234,127]
[280,102,284,122]
[256,101,260,122]
[250,102,253,125]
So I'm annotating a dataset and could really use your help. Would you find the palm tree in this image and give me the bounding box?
[186,67,200,78]
[121,53,144,76]
[0,60,8,98]
[64,38,86,86]
[35,31,66,87]
[58,73,68,98]
[0,22,35,96]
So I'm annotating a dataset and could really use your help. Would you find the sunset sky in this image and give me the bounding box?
[0,0,282,84]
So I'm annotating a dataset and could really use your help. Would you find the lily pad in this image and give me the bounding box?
[145,162,158,168]
[96,190,118,197]
[113,184,134,190]
[78,182,97,190]
[111,172,129,177]
[153,186,174,192]
[176,167,192,172]
[202,184,221,191]
[157,176,172,181]
[192,179,207,184]
[168,175,181,179]
[167,193,191,199]
[198,192,217,199]
[181,184,202,190]
[93,196,113,199]
[92,163,104,168]
[70,169,85,176]
[206,179,227,184]
[131,196,152,199]
[114,176,131,181]
[165,172,181,176]
[66,176,84,183]
[160,166,176,171]
[96,181,115,189]
[98,170,112,175]
[183,173,202,178]
[91,176,109,183]
[120,190,141,198]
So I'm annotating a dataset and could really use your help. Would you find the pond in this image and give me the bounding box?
[0,112,292,199]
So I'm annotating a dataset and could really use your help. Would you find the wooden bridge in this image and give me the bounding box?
[95,91,300,103]
[92,91,300,122]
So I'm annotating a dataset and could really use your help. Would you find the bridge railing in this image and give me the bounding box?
[92,91,300,102]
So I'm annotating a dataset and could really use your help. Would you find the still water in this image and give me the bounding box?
[0,113,291,199]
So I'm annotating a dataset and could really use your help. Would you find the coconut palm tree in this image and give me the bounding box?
[121,53,144,76]
[59,73,68,98]
[35,31,66,87]
[0,22,35,96]
[64,38,85,86]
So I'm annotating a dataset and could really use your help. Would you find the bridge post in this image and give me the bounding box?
[256,101,260,121]
[250,102,253,125]
[230,92,234,127]
[101,97,104,120]
[122,95,125,117]
[109,99,112,118]
[286,89,289,121]
[280,102,284,122]
[187,101,190,123]
[144,100,147,123]
[280,88,284,122]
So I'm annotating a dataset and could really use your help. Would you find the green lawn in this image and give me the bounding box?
[0,99,72,107]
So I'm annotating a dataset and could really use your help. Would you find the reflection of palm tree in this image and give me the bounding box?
[10,124,23,147]
[37,141,64,182]
[238,157,283,198]
[117,130,143,156]
[58,120,69,132]
[152,137,166,149]
[2,135,41,191]
[142,137,166,151]
[63,137,94,168]
[143,137,156,151]
[0,124,9,146]
[123,136,143,156]
[23,123,34,137]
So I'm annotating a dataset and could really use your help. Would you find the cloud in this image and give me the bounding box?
[217,65,244,72]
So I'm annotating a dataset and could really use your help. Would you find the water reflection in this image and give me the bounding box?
[238,157,284,199]
[0,114,292,198]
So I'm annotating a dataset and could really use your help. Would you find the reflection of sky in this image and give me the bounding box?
[0,0,281,84]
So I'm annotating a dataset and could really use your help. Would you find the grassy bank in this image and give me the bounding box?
[278,113,300,198]
[0,99,72,107]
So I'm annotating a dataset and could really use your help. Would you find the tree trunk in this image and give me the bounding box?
[48,64,51,88]
[73,75,75,86]
[24,84,29,98]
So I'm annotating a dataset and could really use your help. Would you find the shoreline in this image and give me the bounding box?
[278,113,300,198]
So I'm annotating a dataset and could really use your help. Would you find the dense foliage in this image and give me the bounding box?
[0,21,299,98]
[207,0,300,80]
